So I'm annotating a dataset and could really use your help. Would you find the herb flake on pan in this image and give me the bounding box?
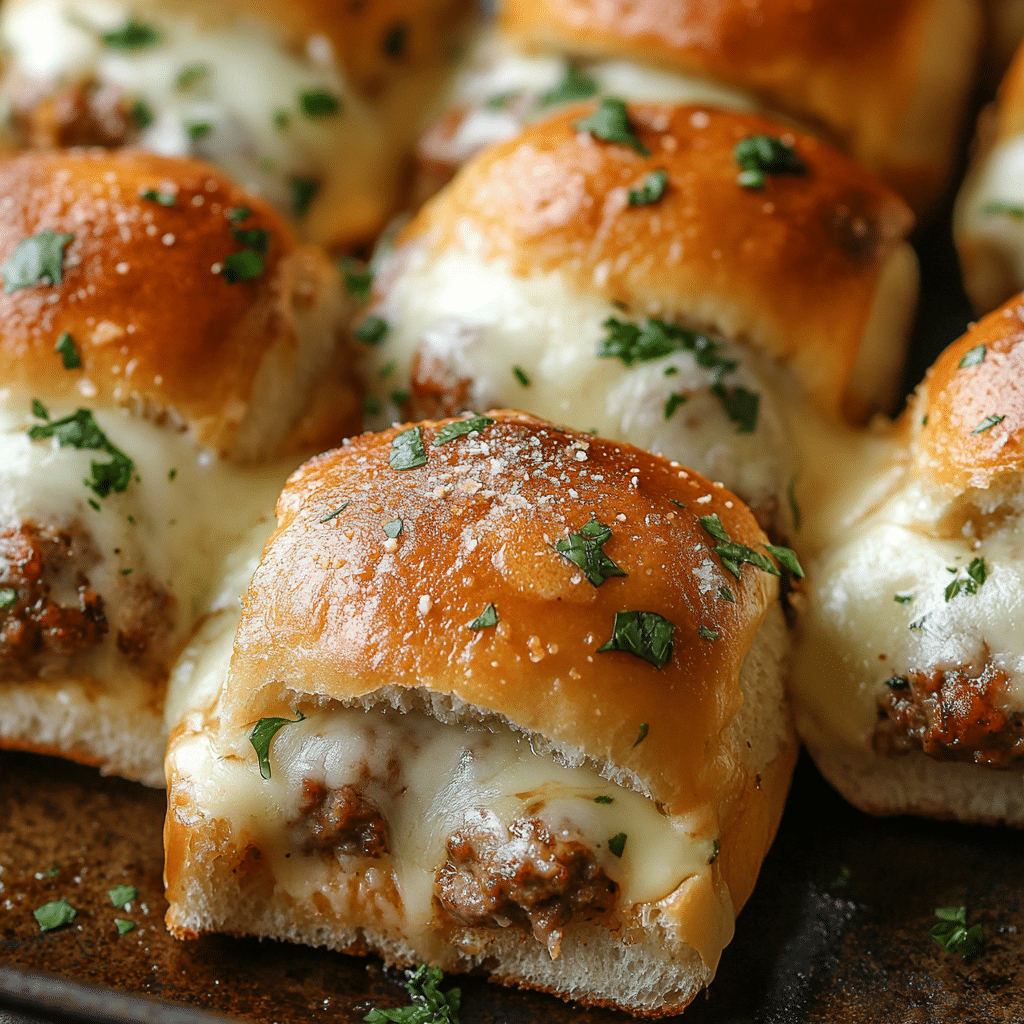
[227,207,252,223]
[108,885,137,908]
[539,63,598,107]
[554,518,627,587]
[607,832,627,858]
[390,426,427,471]
[115,919,135,936]
[434,416,494,446]
[931,906,984,962]
[718,585,735,603]
[944,557,988,602]
[128,98,153,129]
[972,415,1005,434]
[221,249,263,283]
[186,121,212,141]
[139,188,175,206]
[231,227,269,255]
[28,405,135,499]
[575,97,649,156]
[0,588,17,610]
[55,332,80,369]
[628,169,668,206]
[175,63,209,91]
[467,604,498,630]
[983,201,1024,221]
[342,259,373,302]
[959,344,986,368]
[711,379,759,433]
[320,502,350,523]
[363,965,461,1024]
[633,722,649,746]
[894,593,914,604]
[663,391,687,420]
[299,89,342,118]
[734,134,806,189]
[484,90,518,110]
[698,513,731,543]
[249,712,305,780]
[2,231,74,292]
[290,176,320,217]
[597,611,674,668]
[355,316,389,346]
[383,518,403,540]
[698,624,718,640]
[512,365,530,387]
[33,897,76,932]
[764,543,805,578]
[594,795,614,804]
[101,18,161,50]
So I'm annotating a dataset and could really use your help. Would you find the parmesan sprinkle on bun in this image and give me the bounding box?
[165,411,796,1017]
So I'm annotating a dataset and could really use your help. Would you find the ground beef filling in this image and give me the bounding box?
[875,664,1024,767]
[293,780,389,859]
[434,810,619,958]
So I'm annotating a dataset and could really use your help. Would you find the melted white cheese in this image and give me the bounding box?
[433,30,756,166]
[170,702,717,957]
[363,247,797,517]
[792,469,1024,751]
[0,0,384,224]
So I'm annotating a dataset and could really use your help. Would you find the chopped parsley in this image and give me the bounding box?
[28,404,135,499]
[249,712,305,780]
[711,379,759,433]
[433,415,494,446]
[364,397,382,416]
[273,109,291,131]
[383,518,403,539]
[355,316,389,346]
[575,97,649,156]
[698,624,718,640]
[0,588,17,610]
[128,99,153,130]
[930,906,984,962]
[186,121,212,141]
[539,63,598,107]
[894,593,913,604]
[364,965,460,1024]
[554,518,627,587]
[944,557,987,602]
[222,249,263,283]
[628,169,668,206]
[983,201,1024,221]
[718,585,735,602]
[698,514,802,579]
[663,391,687,420]
[382,23,407,58]
[55,332,80,369]
[391,389,409,407]
[733,135,806,189]
[319,502,350,523]
[175,63,209,91]
[290,176,320,217]
[633,722,649,746]
[342,259,373,302]
[390,426,427,471]
[227,207,252,223]
[607,832,627,858]
[971,414,1005,434]
[101,18,161,50]
[597,611,674,668]
[959,345,986,368]
[108,885,137,908]
[698,513,730,543]
[884,676,909,690]
[788,476,802,531]
[467,604,498,630]
[33,897,76,932]
[2,231,74,292]
[115,919,135,936]
[909,615,928,631]
[231,228,269,255]
[594,795,614,804]
[139,188,175,206]
[512,365,530,387]
[300,89,342,118]
[379,361,395,379]
[764,543,805,578]
[484,90,518,110]
[168,468,177,481]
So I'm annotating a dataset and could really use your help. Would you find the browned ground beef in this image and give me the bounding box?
[293,779,390,858]
[875,664,1024,767]
[434,811,618,957]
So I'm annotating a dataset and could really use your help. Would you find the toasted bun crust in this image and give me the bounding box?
[229,411,780,819]
[404,104,915,422]
[501,0,981,209]
[911,296,1024,489]
[0,149,357,459]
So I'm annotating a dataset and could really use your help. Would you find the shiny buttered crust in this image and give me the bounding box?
[0,149,357,459]
[911,296,1024,489]
[501,0,981,210]
[405,104,916,422]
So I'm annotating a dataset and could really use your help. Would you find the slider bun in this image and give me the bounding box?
[404,103,916,421]
[0,149,357,460]
[195,410,795,1013]
[911,295,1024,489]
[501,0,981,210]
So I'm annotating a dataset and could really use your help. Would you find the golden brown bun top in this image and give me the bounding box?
[913,296,1024,489]
[228,411,781,819]
[0,149,344,454]
[406,103,914,421]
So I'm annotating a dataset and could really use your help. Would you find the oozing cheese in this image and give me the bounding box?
[0,0,388,229]
[792,467,1024,752]
[363,246,797,519]
[169,701,718,958]
[431,30,756,166]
